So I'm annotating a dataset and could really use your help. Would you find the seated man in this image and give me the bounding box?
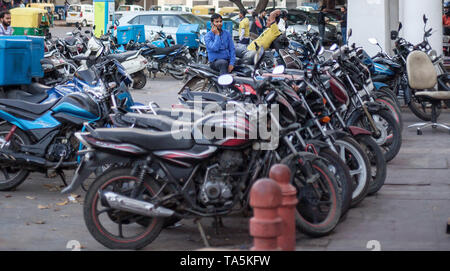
[204,13,236,75]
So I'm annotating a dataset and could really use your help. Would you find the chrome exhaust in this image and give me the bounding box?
[101,191,174,218]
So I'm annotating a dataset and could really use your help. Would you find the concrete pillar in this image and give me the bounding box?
[348,0,391,57]
[400,0,443,56]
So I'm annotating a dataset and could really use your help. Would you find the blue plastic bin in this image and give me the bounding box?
[0,39,32,86]
[176,24,200,49]
[206,21,233,36]
[5,36,44,78]
[116,25,146,45]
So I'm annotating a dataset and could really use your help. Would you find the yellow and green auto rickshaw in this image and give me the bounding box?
[192,5,215,16]
[10,8,51,36]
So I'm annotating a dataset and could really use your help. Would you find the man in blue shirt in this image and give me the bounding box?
[204,13,236,75]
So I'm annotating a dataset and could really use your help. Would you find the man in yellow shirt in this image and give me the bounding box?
[238,9,250,45]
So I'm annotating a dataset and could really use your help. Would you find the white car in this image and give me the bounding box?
[118,11,207,42]
[117,5,144,12]
[66,4,94,27]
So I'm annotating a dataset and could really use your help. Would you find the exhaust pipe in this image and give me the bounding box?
[0,150,78,169]
[101,191,175,218]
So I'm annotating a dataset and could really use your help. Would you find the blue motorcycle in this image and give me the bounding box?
[0,58,134,191]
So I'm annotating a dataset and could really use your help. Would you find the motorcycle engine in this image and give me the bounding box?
[147,60,159,72]
[198,150,244,207]
[46,138,75,162]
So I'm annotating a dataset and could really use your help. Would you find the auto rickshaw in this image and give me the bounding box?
[10,8,51,36]
[219,7,239,16]
[26,3,55,24]
[192,5,215,16]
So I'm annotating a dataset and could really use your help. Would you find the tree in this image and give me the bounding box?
[228,0,270,14]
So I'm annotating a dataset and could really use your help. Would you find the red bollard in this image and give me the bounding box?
[249,178,283,251]
[269,164,298,251]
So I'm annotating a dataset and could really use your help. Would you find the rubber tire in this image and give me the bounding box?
[132,71,147,89]
[375,95,403,131]
[335,136,371,208]
[408,93,441,121]
[83,168,165,250]
[185,77,218,93]
[0,124,31,191]
[355,135,387,196]
[281,153,342,237]
[317,147,353,216]
[169,57,188,81]
[378,86,401,108]
[348,109,402,163]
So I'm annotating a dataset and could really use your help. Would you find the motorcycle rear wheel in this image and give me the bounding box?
[0,124,31,191]
[84,167,165,250]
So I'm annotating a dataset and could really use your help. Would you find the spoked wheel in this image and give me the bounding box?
[0,124,31,191]
[84,168,165,250]
[334,136,371,207]
[282,153,342,237]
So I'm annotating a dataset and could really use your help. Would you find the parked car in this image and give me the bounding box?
[66,4,94,27]
[117,5,144,12]
[118,11,207,42]
[265,8,340,45]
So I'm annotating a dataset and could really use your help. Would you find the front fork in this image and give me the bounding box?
[1,125,17,148]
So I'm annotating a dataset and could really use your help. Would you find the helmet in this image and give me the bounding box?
[87,37,103,58]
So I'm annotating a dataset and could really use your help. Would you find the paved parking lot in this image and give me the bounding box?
[0,26,449,251]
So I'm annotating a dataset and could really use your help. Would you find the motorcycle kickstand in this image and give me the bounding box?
[58,170,67,187]
[194,218,210,248]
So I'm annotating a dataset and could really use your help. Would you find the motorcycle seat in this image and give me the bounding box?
[0,99,58,115]
[27,83,53,95]
[93,127,194,151]
[156,108,203,121]
[151,44,183,55]
[106,51,139,62]
[5,90,49,104]
[115,112,193,131]
[235,50,256,66]
[181,91,229,103]
[64,37,77,46]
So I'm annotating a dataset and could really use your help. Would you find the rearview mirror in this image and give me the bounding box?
[348,28,352,38]
[218,74,233,85]
[272,65,285,75]
[368,38,378,45]
[423,14,428,24]
[391,30,398,40]
[115,19,120,26]
[398,22,402,32]
[75,22,80,28]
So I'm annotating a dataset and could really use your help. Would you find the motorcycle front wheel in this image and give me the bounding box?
[169,57,188,80]
[282,153,342,237]
[84,167,165,250]
[131,71,147,89]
